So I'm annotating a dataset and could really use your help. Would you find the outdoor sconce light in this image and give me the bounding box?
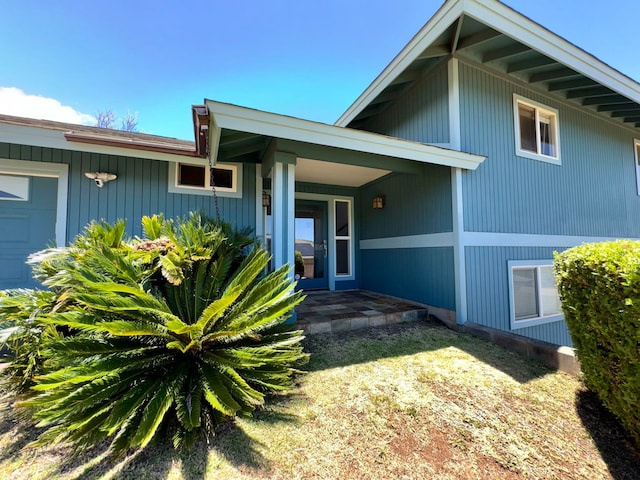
[372,195,385,209]
[84,172,117,188]
[262,191,272,215]
[262,191,271,208]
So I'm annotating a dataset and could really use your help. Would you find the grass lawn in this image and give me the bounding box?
[0,320,638,479]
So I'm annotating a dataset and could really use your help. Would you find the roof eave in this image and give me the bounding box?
[335,0,462,127]
[336,0,640,127]
[205,99,486,170]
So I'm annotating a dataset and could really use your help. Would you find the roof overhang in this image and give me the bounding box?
[0,114,199,163]
[336,0,640,131]
[204,100,486,170]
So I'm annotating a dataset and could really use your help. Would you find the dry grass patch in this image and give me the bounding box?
[1,321,639,479]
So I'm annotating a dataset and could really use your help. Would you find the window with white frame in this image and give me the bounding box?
[634,140,640,195]
[168,162,241,197]
[508,260,563,329]
[334,199,352,276]
[513,94,560,165]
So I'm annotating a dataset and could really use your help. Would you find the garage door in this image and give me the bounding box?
[0,174,58,289]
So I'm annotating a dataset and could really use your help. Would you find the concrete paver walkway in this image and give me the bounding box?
[296,290,429,334]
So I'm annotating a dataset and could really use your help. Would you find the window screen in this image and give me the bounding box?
[513,268,538,320]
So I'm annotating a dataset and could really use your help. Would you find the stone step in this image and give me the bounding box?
[298,308,429,335]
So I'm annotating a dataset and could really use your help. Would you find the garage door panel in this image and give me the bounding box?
[0,254,30,284]
[0,215,30,243]
[0,176,58,289]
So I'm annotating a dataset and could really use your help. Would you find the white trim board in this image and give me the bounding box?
[360,232,453,250]
[462,232,638,248]
[357,231,639,251]
[0,158,68,246]
[205,100,485,171]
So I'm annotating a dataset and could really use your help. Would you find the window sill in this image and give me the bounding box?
[511,313,563,330]
[168,183,242,198]
[516,149,561,166]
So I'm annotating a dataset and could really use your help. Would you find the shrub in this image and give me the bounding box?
[0,289,61,393]
[4,213,307,454]
[295,250,305,277]
[554,241,640,444]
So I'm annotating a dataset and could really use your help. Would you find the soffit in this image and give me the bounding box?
[295,157,390,187]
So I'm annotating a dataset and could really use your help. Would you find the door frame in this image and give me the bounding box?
[0,158,69,246]
[295,199,329,290]
[295,192,355,290]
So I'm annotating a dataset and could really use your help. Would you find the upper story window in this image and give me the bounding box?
[168,162,242,198]
[508,260,563,329]
[513,94,560,165]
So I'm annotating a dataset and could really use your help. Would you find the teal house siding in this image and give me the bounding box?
[359,166,452,240]
[361,247,455,309]
[459,62,640,237]
[365,61,450,144]
[0,142,257,242]
[465,246,572,346]
[358,165,455,309]
[295,181,358,199]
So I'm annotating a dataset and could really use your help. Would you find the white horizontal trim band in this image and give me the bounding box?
[462,232,639,248]
[360,232,454,249]
[359,231,639,250]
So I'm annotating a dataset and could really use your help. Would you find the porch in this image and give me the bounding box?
[296,289,429,335]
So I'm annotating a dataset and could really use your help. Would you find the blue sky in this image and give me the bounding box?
[1,1,638,140]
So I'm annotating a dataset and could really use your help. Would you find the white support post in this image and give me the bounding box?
[270,152,296,281]
[448,57,467,324]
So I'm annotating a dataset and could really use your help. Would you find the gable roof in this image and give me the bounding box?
[203,100,486,170]
[336,0,640,131]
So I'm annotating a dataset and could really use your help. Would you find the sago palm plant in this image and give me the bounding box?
[18,213,307,453]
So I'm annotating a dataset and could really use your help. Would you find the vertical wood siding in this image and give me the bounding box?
[0,143,256,241]
[366,61,450,144]
[459,62,640,237]
[465,246,572,346]
[361,247,455,310]
[358,165,452,240]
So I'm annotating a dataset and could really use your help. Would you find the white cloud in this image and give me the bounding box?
[0,87,95,125]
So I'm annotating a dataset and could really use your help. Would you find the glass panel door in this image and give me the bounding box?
[295,200,328,290]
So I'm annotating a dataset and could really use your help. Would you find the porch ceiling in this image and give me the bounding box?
[337,1,640,132]
[295,158,390,187]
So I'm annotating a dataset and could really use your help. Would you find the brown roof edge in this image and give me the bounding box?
[0,113,197,156]
[191,105,209,158]
[64,132,198,157]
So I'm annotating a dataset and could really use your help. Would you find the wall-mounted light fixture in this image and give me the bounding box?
[262,191,271,208]
[372,195,385,209]
[262,191,272,215]
[85,172,117,188]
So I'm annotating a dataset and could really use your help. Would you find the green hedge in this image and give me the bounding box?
[554,241,640,444]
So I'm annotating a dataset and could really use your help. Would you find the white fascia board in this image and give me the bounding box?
[206,100,485,170]
[335,1,464,127]
[0,123,206,165]
[463,1,640,103]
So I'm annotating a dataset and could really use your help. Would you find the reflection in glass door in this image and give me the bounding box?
[295,200,328,290]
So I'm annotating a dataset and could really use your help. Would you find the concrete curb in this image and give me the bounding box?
[435,315,581,376]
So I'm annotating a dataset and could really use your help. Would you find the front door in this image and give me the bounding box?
[295,200,328,290]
